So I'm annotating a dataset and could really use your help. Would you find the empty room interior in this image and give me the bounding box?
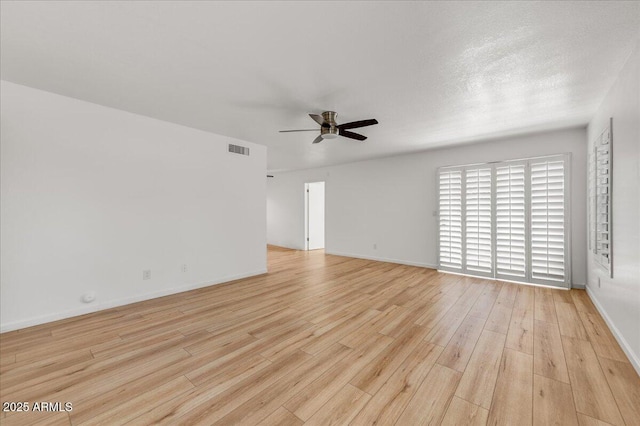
[1,1,640,425]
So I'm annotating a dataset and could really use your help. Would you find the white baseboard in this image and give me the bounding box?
[325,250,437,269]
[0,269,267,333]
[586,286,640,376]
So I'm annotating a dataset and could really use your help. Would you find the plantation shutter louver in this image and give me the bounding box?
[495,163,527,278]
[530,158,566,283]
[464,167,493,276]
[438,170,462,270]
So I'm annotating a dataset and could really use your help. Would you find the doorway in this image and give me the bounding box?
[305,181,325,250]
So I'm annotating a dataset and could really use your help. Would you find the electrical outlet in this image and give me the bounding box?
[373,243,377,250]
[598,277,601,288]
[143,270,151,280]
[181,264,188,273]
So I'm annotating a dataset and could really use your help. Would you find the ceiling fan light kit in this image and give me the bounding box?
[280,111,378,144]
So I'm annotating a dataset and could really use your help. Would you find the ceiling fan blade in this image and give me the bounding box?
[309,114,329,127]
[279,129,320,133]
[337,119,378,130]
[339,129,367,141]
[312,135,324,144]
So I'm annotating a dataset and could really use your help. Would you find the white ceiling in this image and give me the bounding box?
[1,1,639,172]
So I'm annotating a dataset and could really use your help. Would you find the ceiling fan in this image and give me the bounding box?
[280,111,378,144]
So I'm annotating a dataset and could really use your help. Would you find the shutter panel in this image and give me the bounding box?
[464,167,493,275]
[595,129,611,271]
[530,159,566,283]
[438,170,462,270]
[495,163,526,278]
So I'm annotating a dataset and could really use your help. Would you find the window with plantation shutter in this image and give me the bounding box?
[438,170,462,270]
[495,163,526,279]
[438,154,570,288]
[464,167,493,276]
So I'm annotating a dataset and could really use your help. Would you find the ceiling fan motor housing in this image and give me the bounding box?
[321,111,339,139]
[321,126,339,139]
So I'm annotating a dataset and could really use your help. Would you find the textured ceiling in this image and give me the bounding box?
[1,1,639,172]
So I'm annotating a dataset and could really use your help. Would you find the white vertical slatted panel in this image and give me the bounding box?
[530,158,566,283]
[438,169,462,270]
[464,167,493,276]
[595,127,611,272]
[495,163,527,278]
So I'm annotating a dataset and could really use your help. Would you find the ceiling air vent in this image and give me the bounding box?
[228,144,250,156]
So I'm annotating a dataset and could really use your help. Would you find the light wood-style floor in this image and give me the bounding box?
[1,246,639,425]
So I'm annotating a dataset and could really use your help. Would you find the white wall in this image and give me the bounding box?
[586,41,640,372]
[267,127,587,284]
[1,81,267,332]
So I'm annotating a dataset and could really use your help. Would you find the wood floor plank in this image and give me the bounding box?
[256,407,302,426]
[534,320,570,383]
[131,349,312,425]
[349,324,428,394]
[494,282,518,308]
[577,413,616,426]
[304,384,371,426]
[258,315,353,362]
[0,353,16,367]
[0,411,70,426]
[0,328,53,355]
[77,376,195,426]
[487,348,533,426]
[212,343,353,425]
[283,334,392,421]
[339,304,404,348]
[350,341,443,426]
[421,280,485,345]
[455,329,506,409]
[467,281,502,320]
[571,290,599,315]
[0,349,94,389]
[396,364,461,426]
[2,346,192,403]
[183,331,257,358]
[300,309,380,355]
[598,357,640,425]
[513,285,535,311]
[561,336,625,425]
[12,332,121,363]
[534,287,558,324]
[506,286,535,354]
[577,310,628,362]
[437,314,486,372]
[552,289,574,305]
[533,374,578,426]
[415,293,463,330]
[555,302,589,340]
[506,306,534,354]
[78,350,268,424]
[484,303,512,335]
[441,396,489,426]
